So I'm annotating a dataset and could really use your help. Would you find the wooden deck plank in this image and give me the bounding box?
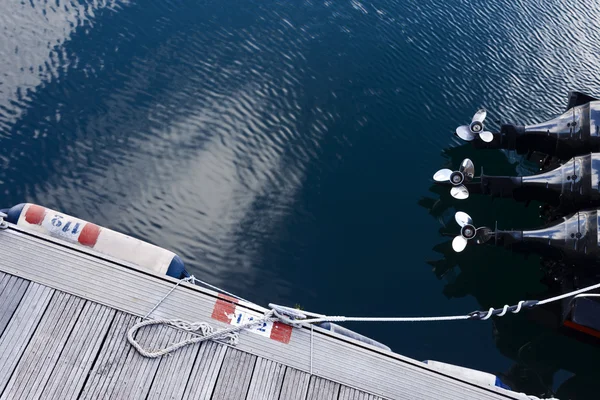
[306,375,340,400]
[0,283,54,396]
[0,275,29,337]
[278,367,310,400]
[0,273,10,295]
[212,348,256,400]
[81,316,164,399]
[212,347,240,399]
[246,358,286,400]
[181,341,228,400]
[118,324,178,400]
[339,386,383,400]
[111,324,156,399]
[43,302,116,400]
[83,319,184,400]
[79,312,138,400]
[146,329,202,400]
[1,292,85,400]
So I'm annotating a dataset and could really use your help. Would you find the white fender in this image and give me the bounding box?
[15,203,178,276]
[423,360,509,389]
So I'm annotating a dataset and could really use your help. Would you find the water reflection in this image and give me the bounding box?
[0,0,129,129]
[0,0,332,294]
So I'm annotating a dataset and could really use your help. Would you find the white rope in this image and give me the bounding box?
[310,325,314,375]
[573,294,600,299]
[270,278,600,325]
[131,275,274,359]
[130,273,600,360]
[187,275,250,304]
[144,276,195,318]
[268,304,471,325]
[538,281,600,305]
[290,315,472,323]
[127,311,277,358]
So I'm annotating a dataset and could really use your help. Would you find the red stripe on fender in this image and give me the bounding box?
[270,321,293,344]
[25,204,46,225]
[211,294,238,323]
[78,223,101,247]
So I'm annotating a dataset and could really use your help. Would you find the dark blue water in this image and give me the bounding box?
[3,0,600,396]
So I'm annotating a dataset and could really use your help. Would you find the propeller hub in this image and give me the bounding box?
[470,121,483,133]
[450,171,464,185]
[461,224,476,239]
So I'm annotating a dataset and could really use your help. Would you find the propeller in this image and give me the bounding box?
[452,211,493,252]
[433,158,475,199]
[456,109,494,143]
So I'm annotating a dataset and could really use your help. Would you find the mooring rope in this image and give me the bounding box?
[186,275,250,304]
[144,276,196,318]
[128,312,277,358]
[130,275,268,358]
[129,275,600,359]
[127,274,573,400]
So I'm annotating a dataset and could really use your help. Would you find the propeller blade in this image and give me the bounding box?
[455,211,473,227]
[479,131,494,143]
[433,168,453,182]
[452,236,468,252]
[472,109,487,123]
[456,125,476,141]
[474,227,493,244]
[450,185,469,199]
[459,158,474,179]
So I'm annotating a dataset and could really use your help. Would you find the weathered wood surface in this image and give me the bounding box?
[246,358,287,400]
[0,226,525,400]
[0,283,54,396]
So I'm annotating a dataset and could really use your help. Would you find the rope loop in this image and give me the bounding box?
[127,312,277,358]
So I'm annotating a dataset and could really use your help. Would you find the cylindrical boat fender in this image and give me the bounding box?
[422,360,511,390]
[1,203,189,279]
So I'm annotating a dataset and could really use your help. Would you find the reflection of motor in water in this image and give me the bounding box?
[427,91,600,397]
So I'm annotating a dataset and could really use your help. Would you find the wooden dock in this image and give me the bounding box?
[0,224,528,399]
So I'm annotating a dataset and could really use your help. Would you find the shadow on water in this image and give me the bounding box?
[420,144,600,398]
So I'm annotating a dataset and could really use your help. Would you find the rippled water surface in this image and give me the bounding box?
[3,0,600,396]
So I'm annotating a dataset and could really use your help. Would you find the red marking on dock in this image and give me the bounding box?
[211,294,292,343]
[218,293,240,303]
[211,294,238,323]
[24,205,45,225]
[78,224,100,247]
[270,322,293,344]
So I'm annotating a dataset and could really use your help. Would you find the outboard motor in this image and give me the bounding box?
[452,210,600,263]
[0,203,189,279]
[434,154,600,213]
[455,92,600,160]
